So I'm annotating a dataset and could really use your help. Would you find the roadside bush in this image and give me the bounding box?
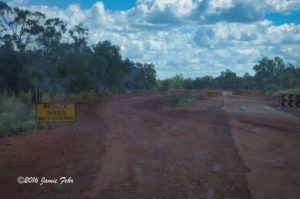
[67,90,102,101]
[272,88,300,96]
[0,90,102,137]
[0,96,35,136]
[168,93,198,106]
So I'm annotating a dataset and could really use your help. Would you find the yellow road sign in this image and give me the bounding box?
[280,94,300,108]
[36,103,76,123]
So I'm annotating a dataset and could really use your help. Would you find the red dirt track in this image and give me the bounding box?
[0,92,299,199]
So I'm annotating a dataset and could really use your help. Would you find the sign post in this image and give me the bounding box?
[34,122,37,135]
[35,103,76,134]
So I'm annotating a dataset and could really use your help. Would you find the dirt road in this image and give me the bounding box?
[0,92,299,198]
[225,95,300,199]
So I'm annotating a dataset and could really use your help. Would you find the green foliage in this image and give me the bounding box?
[253,57,300,92]
[158,57,300,93]
[168,93,198,106]
[0,3,157,102]
[0,96,35,136]
[66,90,101,101]
[158,74,185,91]
[272,88,300,96]
[216,69,239,90]
[11,138,18,146]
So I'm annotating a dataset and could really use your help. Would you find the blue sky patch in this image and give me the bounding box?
[21,0,137,10]
[266,10,300,25]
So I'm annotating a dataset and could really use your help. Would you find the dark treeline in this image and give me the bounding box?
[0,2,156,102]
[158,57,300,93]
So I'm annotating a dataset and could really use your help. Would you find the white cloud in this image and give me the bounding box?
[137,0,195,17]
[7,0,28,6]
[265,0,300,12]
[206,0,234,14]
[6,0,300,78]
[66,4,87,26]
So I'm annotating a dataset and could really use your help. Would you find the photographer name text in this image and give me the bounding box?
[17,176,74,186]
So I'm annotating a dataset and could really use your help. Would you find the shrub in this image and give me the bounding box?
[0,96,35,136]
[67,90,102,101]
[168,93,198,106]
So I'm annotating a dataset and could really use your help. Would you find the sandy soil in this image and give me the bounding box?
[0,92,299,199]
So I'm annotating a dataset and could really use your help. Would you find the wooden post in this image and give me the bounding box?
[34,122,37,135]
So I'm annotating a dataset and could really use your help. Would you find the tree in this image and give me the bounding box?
[93,41,123,89]
[121,59,138,90]
[0,48,26,95]
[163,75,185,90]
[0,3,159,99]
[216,69,238,90]
[69,24,88,46]
[39,18,67,52]
[240,72,254,90]
[253,57,277,91]
[201,76,214,89]
[0,2,45,52]
[141,63,156,89]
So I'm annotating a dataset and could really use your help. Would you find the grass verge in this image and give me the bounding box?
[168,93,198,106]
[0,90,102,137]
[0,96,36,137]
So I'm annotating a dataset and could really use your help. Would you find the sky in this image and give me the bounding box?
[4,0,300,79]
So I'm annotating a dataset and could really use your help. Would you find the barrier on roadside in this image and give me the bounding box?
[280,94,300,108]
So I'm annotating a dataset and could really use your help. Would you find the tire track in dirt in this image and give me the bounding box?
[91,94,251,199]
[0,93,251,199]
